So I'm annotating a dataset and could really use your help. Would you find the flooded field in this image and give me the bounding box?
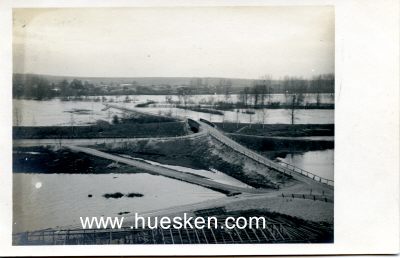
[13,99,124,126]
[13,96,334,126]
[144,106,334,124]
[13,173,224,232]
[88,93,335,105]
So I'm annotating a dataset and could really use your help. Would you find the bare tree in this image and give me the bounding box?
[70,113,75,137]
[316,92,321,107]
[236,110,240,128]
[283,76,306,124]
[260,75,273,105]
[165,95,173,104]
[310,73,334,105]
[13,105,22,127]
[289,94,297,125]
[239,87,251,107]
[311,75,323,106]
[177,87,193,107]
[208,95,215,109]
[222,79,232,103]
[124,95,131,103]
[13,104,22,136]
[165,95,173,116]
[261,108,268,128]
[251,83,261,107]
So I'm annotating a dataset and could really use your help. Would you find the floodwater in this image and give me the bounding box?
[13,95,334,126]
[88,93,335,105]
[143,106,334,124]
[13,99,124,126]
[13,173,224,232]
[275,149,334,181]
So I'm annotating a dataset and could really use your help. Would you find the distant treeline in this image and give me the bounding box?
[237,74,334,108]
[12,73,334,100]
[13,75,97,100]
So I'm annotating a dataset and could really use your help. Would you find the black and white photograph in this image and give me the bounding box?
[1,0,399,256]
[12,6,335,245]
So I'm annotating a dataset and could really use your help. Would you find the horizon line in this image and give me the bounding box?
[13,72,334,81]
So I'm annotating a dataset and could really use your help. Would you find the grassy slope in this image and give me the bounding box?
[95,135,294,189]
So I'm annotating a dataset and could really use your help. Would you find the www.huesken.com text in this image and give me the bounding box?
[80,213,269,230]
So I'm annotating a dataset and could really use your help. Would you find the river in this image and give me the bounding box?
[275,149,334,181]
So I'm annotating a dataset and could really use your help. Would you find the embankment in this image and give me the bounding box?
[94,135,295,189]
[215,123,334,137]
[13,121,187,139]
[227,133,333,154]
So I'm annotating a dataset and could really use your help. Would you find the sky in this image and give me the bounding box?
[13,7,334,79]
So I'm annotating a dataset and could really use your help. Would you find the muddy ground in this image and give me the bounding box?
[13,146,148,174]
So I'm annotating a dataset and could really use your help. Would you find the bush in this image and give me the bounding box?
[112,115,120,124]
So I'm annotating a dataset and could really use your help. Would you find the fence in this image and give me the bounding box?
[280,193,333,203]
[206,126,334,187]
[277,161,334,186]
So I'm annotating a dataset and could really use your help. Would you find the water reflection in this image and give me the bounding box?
[275,149,334,180]
[13,173,224,232]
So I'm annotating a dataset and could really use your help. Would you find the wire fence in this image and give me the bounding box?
[205,125,334,187]
[280,193,333,203]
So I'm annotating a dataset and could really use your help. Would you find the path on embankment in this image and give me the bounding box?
[197,121,334,188]
[65,145,270,195]
[105,104,333,188]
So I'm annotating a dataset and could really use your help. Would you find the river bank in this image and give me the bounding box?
[215,123,334,137]
[227,133,333,154]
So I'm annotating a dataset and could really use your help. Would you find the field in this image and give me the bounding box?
[13,146,149,174]
[13,120,187,139]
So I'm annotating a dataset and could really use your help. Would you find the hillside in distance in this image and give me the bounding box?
[14,73,255,88]
[13,73,334,98]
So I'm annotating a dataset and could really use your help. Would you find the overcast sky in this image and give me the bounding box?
[13,7,334,79]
